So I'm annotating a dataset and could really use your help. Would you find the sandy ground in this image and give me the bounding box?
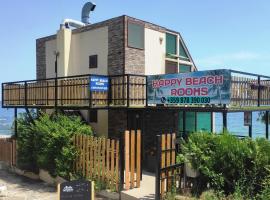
[0,169,109,200]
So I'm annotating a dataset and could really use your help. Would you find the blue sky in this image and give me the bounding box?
[0,0,269,84]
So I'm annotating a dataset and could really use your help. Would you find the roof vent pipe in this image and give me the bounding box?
[62,19,85,29]
[81,2,96,24]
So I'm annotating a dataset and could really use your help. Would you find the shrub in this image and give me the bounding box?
[177,132,270,198]
[17,111,93,179]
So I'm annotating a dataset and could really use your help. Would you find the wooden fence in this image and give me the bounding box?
[74,130,142,192]
[74,135,120,191]
[0,138,17,166]
[155,133,183,200]
[124,130,141,190]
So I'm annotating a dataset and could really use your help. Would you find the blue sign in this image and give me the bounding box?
[90,76,109,91]
[147,69,231,105]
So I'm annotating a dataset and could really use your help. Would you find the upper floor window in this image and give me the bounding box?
[166,33,177,56]
[179,40,190,61]
[179,64,191,73]
[165,61,178,74]
[89,55,98,68]
[128,22,144,49]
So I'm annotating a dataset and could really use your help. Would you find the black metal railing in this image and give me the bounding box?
[2,69,270,109]
[2,74,147,109]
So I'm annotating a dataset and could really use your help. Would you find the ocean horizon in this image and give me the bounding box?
[0,102,268,138]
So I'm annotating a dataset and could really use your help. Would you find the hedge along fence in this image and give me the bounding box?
[0,138,17,166]
[74,130,142,192]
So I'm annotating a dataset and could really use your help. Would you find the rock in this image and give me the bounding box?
[0,185,7,197]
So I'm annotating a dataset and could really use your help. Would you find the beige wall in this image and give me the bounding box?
[44,26,109,137]
[145,28,166,75]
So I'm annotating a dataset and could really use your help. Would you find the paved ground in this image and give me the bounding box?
[0,169,108,200]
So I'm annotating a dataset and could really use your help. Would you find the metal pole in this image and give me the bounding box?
[266,111,269,139]
[258,76,261,107]
[155,135,161,200]
[183,111,186,138]
[14,108,17,138]
[249,112,253,138]
[223,111,227,133]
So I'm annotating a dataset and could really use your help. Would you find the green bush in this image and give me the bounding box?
[17,111,93,179]
[177,132,270,199]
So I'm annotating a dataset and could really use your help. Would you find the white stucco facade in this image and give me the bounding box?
[44,26,109,137]
[144,28,166,75]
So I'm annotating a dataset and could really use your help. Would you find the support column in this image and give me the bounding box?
[249,112,253,138]
[266,111,269,139]
[222,111,227,133]
[183,111,186,138]
[14,108,18,138]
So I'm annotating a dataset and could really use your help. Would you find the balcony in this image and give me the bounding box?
[2,70,270,111]
[2,74,147,109]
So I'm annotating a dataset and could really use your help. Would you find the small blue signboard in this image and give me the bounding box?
[90,76,109,91]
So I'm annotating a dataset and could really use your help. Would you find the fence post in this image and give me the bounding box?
[155,135,161,200]
[119,132,125,191]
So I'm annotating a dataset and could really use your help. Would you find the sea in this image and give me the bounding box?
[0,102,267,138]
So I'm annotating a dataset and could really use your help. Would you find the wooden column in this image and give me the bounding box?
[222,111,227,133]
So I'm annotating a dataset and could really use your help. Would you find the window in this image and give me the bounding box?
[128,22,144,49]
[165,61,178,74]
[89,55,98,68]
[197,112,211,132]
[179,64,191,73]
[89,110,98,123]
[179,40,190,61]
[166,33,177,56]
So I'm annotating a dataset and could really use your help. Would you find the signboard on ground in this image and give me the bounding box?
[147,69,231,105]
[244,111,252,126]
[58,180,94,200]
[90,76,109,91]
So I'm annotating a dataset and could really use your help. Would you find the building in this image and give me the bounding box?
[35,15,208,140]
[3,14,270,173]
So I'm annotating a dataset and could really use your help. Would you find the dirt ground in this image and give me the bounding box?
[0,169,108,200]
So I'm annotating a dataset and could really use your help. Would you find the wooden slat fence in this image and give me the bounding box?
[74,130,142,192]
[124,130,141,190]
[155,133,183,200]
[0,138,17,166]
[74,135,119,191]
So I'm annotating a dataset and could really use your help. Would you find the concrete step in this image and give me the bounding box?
[121,172,155,200]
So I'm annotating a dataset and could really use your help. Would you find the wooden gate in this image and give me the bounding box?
[74,130,142,192]
[0,138,17,166]
[123,130,141,190]
[155,133,183,200]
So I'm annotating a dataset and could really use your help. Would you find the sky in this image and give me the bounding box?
[0,0,269,85]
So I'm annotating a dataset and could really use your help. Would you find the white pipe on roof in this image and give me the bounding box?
[62,19,85,29]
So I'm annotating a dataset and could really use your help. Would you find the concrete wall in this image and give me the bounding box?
[145,28,166,75]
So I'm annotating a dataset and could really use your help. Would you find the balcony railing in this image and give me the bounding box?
[2,70,270,109]
[2,74,147,108]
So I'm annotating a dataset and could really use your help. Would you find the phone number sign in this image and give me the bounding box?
[147,69,231,105]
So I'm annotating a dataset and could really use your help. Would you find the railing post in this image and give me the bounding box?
[127,75,130,107]
[54,77,58,109]
[89,75,92,108]
[223,111,227,133]
[14,108,17,138]
[155,135,161,200]
[2,83,4,107]
[24,81,27,106]
[145,76,148,107]
[258,76,261,107]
